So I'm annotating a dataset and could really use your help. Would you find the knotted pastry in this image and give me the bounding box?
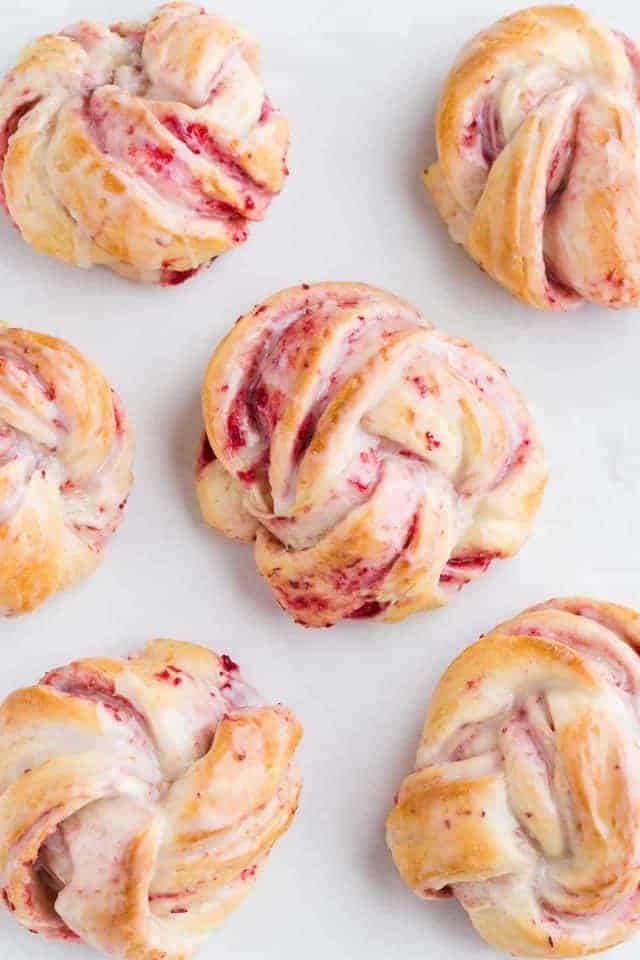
[196,282,546,627]
[0,3,289,284]
[0,640,302,958]
[0,327,134,615]
[387,597,640,957]
[426,5,640,310]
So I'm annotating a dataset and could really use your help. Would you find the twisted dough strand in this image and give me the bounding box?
[0,3,289,284]
[426,5,640,310]
[0,327,133,614]
[387,598,640,957]
[197,283,546,627]
[0,640,302,959]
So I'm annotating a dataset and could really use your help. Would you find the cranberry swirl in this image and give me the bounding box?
[0,640,302,959]
[388,598,640,957]
[197,282,546,627]
[0,328,134,615]
[426,5,640,310]
[0,3,289,284]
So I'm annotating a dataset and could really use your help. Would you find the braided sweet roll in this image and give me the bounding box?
[387,598,640,957]
[0,328,134,615]
[196,282,546,627]
[0,3,289,284]
[0,640,301,958]
[426,5,640,310]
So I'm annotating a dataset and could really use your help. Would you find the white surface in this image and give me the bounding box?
[1,0,640,957]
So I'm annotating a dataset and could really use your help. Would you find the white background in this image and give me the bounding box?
[2,1,640,957]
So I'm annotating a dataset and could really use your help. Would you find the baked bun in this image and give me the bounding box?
[0,640,302,958]
[0,3,289,284]
[387,597,640,957]
[197,282,546,627]
[426,5,640,310]
[0,327,134,614]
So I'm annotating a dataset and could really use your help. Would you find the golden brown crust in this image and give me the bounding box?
[0,639,302,959]
[387,597,640,956]
[426,5,640,310]
[0,327,134,615]
[0,4,289,285]
[197,281,546,627]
